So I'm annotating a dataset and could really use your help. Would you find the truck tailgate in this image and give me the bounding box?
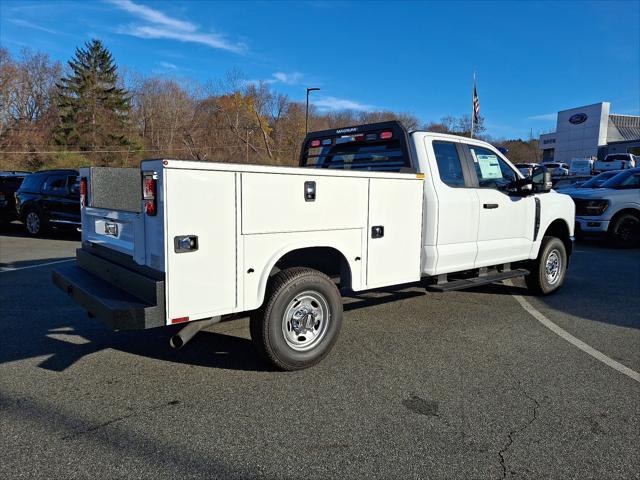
[80,165,164,269]
[82,207,144,260]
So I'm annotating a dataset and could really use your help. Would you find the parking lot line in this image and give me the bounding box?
[0,258,74,273]
[509,288,640,384]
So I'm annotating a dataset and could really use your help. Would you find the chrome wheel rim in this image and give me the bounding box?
[545,249,561,285]
[282,290,330,352]
[26,212,40,234]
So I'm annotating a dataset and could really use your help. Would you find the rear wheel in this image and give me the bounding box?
[608,212,640,248]
[24,209,47,236]
[250,267,343,371]
[525,236,567,295]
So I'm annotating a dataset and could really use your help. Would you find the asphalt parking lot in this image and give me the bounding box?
[1,223,639,479]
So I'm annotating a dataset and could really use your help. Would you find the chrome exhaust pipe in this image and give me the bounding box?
[170,316,221,349]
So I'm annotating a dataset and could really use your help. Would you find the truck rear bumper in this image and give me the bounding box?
[52,247,165,330]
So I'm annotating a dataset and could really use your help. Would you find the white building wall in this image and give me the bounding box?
[552,102,609,163]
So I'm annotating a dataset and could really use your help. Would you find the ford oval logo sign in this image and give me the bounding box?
[569,113,588,125]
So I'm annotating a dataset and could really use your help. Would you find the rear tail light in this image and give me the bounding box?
[142,172,157,216]
[380,131,393,140]
[310,139,321,148]
[80,177,87,207]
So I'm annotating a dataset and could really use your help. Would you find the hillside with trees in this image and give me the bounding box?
[0,41,538,171]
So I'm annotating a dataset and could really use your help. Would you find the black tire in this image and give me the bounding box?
[525,236,567,295]
[250,267,343,371]
[608,212,640,248]
[23,208,47,236]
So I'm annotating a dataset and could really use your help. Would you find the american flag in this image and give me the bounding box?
[472,82,480,125]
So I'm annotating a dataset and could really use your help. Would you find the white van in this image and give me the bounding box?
[569,158,594,176]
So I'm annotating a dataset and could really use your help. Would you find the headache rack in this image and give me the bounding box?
[299,121,415,172]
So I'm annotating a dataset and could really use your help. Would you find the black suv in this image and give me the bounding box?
[0,171,29,225]
[15,169,80,236]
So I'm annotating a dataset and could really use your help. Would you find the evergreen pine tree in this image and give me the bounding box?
[55,39,133,162]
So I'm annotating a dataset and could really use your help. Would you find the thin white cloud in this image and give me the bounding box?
[108,0,246,54]
[528,113,557,121]
[158,61,177,70]
[107,0,195,31]
[313,96,374,112]
[8,18,63,35]
[272,72,303,85]
[121,25,246,53]
[245,71,304,86]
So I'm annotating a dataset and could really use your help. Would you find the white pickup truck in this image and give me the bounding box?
[594,153,637,173]
[53,121,575,370]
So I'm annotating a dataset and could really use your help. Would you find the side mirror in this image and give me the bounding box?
[531,166,552,193]
[509,176,533,196]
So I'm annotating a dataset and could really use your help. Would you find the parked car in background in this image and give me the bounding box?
[571,167,640,247]
[555,170,621,196]
[569,158,594,176]
[514,162,539,177]
[593,153,637,173]
[15,169,80,236]
[0,171,29,226]
[553,176,591,190]
[543,162,569,176]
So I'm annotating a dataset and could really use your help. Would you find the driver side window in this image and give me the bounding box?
[469,146,517,190]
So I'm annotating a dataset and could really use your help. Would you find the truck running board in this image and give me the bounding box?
[425,269,529,292]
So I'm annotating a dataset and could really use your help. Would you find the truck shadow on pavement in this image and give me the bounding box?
[458,250,640,329]
[0,267,427,373]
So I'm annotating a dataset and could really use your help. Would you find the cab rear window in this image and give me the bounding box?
[300,124,411,172]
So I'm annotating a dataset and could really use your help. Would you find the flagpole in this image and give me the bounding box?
[471,71,476,139]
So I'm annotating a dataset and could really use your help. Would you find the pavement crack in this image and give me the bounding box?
[497,384,540,479]
[62,400,182,440]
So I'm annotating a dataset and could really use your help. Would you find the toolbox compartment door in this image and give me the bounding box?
[164,169,237,322]
[241,173,368,234]
[366,178,423,288]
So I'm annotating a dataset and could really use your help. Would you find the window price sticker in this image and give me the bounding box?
[476,154,502,179]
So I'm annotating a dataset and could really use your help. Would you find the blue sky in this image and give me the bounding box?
[1,0,638,139]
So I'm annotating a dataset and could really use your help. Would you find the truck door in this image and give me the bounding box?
[462,145,534,266]
[427,139,479,274]
[41,173,78,223]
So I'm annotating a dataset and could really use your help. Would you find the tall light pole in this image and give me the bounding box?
[306,87,320,134]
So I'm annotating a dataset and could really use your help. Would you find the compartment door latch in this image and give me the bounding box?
[304,181,316,202]
[174,235,199,253]
[371,226,384,238]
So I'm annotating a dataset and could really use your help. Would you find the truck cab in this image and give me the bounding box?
[300,122,574,281]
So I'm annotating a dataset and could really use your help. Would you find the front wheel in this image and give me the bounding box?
[525,236,567,295]
[250,267,343,371]
[608,212,640,248]
[24,209,46,236]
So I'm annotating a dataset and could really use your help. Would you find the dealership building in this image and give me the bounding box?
[539,102,640,163]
